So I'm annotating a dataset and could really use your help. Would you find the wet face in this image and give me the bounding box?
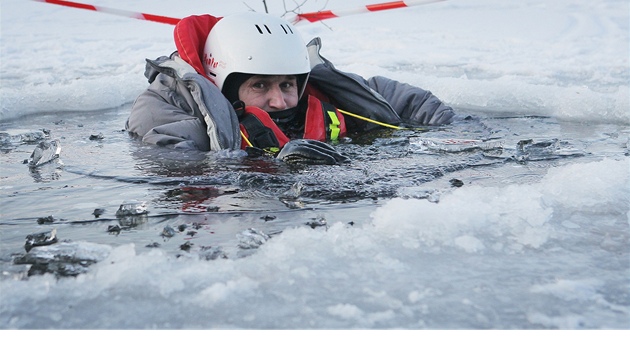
[238,75,299,112]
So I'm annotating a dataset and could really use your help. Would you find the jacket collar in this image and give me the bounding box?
[173,14,222,80]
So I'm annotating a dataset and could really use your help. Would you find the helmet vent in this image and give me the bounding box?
[280,24,294,34]
[254,24,273,34]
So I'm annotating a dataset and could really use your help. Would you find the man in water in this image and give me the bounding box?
[126,12,462,164]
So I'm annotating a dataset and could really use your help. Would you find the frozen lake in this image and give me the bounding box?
[0,0,628,333]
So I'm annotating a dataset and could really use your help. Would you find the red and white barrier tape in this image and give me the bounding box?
[33,0,180,25]
[292,0,445,23]
[33,0,445,26]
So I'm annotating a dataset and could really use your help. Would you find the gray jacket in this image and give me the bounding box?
[126,38,459,151]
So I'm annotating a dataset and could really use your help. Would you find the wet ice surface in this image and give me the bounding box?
[1,106,628,329]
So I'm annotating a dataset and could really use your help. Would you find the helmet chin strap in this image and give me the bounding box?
[268,106,299,123]
[231,99,300,124]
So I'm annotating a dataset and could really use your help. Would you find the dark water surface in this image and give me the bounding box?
[1,105,628,273]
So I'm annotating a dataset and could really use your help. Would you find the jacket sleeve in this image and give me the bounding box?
[126,55,241,151]
[126,74,211,150]
[306,37,460,127]
[366,76,458,126]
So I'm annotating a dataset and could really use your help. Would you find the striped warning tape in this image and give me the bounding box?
[292,0,445,23]
[33,0,445,26]
[33,0,180,25]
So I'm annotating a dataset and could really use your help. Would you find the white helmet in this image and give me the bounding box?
[203,12,310,99]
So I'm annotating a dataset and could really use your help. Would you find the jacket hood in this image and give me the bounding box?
[173,14,221,80]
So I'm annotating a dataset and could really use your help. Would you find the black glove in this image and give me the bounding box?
[277,139,349,165]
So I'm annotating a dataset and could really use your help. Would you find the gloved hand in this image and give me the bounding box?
[277,139,349,165]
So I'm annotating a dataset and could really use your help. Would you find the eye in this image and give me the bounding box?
[251,81,267,90]
[280,79,297,91]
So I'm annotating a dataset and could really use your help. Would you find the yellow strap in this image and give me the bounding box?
[240,130,253,147]
[326,110,341,140]
[264,147,280,154]
[337,109,403,130]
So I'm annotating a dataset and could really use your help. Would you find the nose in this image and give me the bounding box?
[267,86,288,111]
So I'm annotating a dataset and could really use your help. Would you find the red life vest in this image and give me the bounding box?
[239,94,347,151]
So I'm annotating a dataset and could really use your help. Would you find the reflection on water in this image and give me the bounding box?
[28,163,64,183]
